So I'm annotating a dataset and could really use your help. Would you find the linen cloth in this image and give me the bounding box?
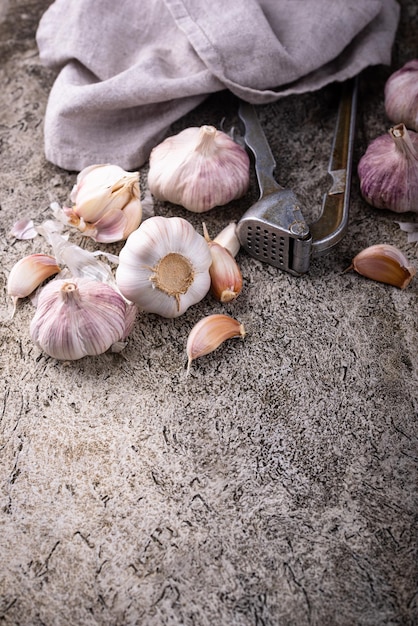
[36,0,400,171]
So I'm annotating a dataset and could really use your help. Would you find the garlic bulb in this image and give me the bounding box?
[384,59,418,131]
[30,277,135,360]
[357,124,418,213]
[60,164,142,242]
[203,223,243,302]
[147,125,250,213]
[348,244,416,289]
[116,216,212,318]
[186,314,246,374]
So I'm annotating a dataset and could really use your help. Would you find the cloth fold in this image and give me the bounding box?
[36,0,400,171]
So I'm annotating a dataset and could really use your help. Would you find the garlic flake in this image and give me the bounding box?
[148,125,250,213]
[30,277,135,360]
[116,216,212,318]
[347,244,416,289]
[186,314,246,374]
[358,124,418,213]
[60,164,142,242]
[385,59,418,131]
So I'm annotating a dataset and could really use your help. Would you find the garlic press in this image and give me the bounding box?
[237,78,358,275]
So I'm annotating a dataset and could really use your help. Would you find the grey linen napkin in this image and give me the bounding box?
[36,0,400,171]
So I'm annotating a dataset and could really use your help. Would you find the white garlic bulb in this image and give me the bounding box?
[116,216,212,318]
[357,124,418,213]
[60,164,142,242]
[385,59,418,131]
[147,125,250,213]
[30,277,135,360]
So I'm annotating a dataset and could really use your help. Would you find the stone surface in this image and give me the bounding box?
[0,2,417,625]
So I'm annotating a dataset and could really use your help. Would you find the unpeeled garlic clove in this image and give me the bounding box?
[213,222,241,258]
[384,59,418,132]
[203,223,243,302]
[7,253,61,314]
[186,313,245,374]
[348,244,416,289]
[147,125,250,213]
[30,277,135,360]
[59,164,142,242]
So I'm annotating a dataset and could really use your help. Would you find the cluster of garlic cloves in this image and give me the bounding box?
[30,277,135,360]
[384,59,418,132]
[203,223,243,303]
[186,314,245,374]
[59,164,143,242]
[147,125,250,213]
[357,124,418,213]
[116,216,212,318]
[347,244,416,289]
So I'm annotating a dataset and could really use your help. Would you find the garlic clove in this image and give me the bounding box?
[357,124,418,213]
[213,222,241,257]
[384,59,418,132]
[116,216,212,318]
[348,244,416,289]
[186,314,246,374]
[30,277,133,360]
[203,223,243,303]
[62,163,142,242]
[148,125,250,213]
[7,254,61,314]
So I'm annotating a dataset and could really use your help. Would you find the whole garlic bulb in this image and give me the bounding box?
[385,59,418,131]
[30,277,135,360]
[116,216,212,318]
[357,124,418,213]
[147,125,250,213]
[60,164,142,242]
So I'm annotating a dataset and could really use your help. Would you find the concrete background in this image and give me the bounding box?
[0,1,417,624]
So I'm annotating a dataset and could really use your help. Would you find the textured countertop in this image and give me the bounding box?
[0,1,417,624]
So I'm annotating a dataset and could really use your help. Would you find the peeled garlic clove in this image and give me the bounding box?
[384,59,418,131]
[357,124,418,213]
[349,244,416,289]
[7,254,60,312]
[186,314,246,373]
[147,125,250,213]
[203,223,243,302]
[30,277,133,360]
[61,163,142,242]
[116,216,212,318]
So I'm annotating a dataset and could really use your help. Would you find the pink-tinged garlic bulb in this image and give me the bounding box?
[60,164,142,243]
[384,59,418,131]
[357,124,418,213]
[30,277,135,360]
[147,125,250,213]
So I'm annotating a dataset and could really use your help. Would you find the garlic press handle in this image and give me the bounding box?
[310,77,358,255]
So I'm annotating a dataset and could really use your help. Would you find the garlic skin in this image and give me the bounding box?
[358,124,418,213]
[30,277,134,360]
[186,314,246,374]
[348,244,416,289]
[116,216,212,318]
[203,223,243,303]
[147,125,250,213]
[61,164,142,242]
[384,59,418,131]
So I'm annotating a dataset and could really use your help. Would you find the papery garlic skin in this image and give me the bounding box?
[116,216,212,318]
[186,314,245,373]
[62,164,142,242]
[349,244,416,289]
[385,59,418,131]
[358,124,418,213]
[148,125,250,213]
[30,277,133,360]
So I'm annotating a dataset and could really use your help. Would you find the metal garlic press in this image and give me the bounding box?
[237,78,358,275]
